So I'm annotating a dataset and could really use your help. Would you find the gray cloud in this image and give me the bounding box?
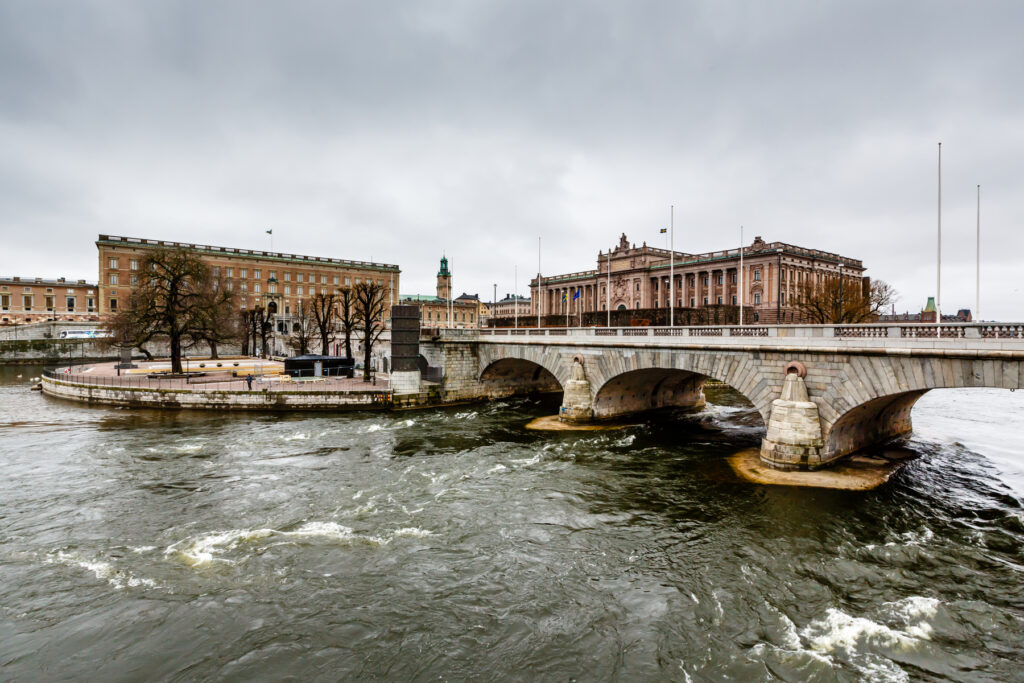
[1,0,1022,318]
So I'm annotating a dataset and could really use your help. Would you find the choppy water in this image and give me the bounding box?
[2,365,1024,681]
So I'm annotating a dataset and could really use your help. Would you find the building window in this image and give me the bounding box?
[109,298,118,311]
[212,267,219,277]
[717,296,722,304]
[781,292,786,305]
[108,258,118,269]
[130,275,138,286]
[754,269,761,281]
[716,274,723,285]
[333,276,339,285]
[690,298,695,307]
[226,282,233,292]
[87,297,95,311]
[0,294,9,310]
[130,260,139,270]
[297,286,303,296]
[285,286,291,295]
[109,274,118,285]
[227,267,233,277]
[254,283,261,293]
[732,295,737,305]
[754,293,761,304]
[241,268,247,278]
[241,283,247,292]
[269,271,276,279]
[253,269,260,279]
[269,284,277,294]
[345,277,351,285]
[703,297,708,306]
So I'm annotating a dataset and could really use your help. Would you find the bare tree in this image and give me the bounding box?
[310,291,340,354]
[102,248,223,373]
[794,276,897,324]
[352,281,387,381]
[239,309,254,356]
[336,286,356,359]
[289,300,317,355]
[189,271,240,359]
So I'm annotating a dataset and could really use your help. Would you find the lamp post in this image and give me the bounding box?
[493,283,497,328]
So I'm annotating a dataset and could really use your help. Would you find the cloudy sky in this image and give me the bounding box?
[2,1,1021,319]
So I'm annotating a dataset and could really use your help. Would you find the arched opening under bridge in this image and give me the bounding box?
[479,358,562,400]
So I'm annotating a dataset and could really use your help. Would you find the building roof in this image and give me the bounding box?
[96,234,400,273]
[1,276,96,287]
[455,292,480,302]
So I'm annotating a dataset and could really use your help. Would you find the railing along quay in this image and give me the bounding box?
[423,323,1024,344]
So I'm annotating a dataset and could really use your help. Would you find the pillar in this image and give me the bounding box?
[760,364,825,469]
[559,357,593,422]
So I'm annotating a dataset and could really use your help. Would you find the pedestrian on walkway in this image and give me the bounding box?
[246,374,253,390]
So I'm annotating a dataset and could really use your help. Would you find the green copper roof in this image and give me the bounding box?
[438,255,450,277]
[923,296,936,312]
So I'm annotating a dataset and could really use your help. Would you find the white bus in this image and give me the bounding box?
[58,329,109,340]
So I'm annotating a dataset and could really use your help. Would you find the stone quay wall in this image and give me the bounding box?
[41,375,390,412]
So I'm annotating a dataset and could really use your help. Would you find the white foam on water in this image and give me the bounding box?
[613,434,636,447]
[391,527,433,538]
[365,424,384,433]
[800,608,924,666]
[129,546,156,553]
[352,490,364,500]
[511,453,542,466]
[165,521,435,567]
[487,464,508,474]
[880,596,941,639]
[453,411,478,420]
[283,433,309,441]
[47,551,157,590]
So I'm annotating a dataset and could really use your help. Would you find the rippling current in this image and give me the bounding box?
[2,365,1024,681]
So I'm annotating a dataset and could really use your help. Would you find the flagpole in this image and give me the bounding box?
[739,225,744,325]
[937,142,942,337]
[976,183,981,321]
[606,251,611,327]
[514,264,518,329]
[537,237,542,329]
[670,205,675,327]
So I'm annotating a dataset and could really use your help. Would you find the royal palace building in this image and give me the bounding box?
[399,256,480,328]
[531,233,866,325]
[1,276,99,325]
[96,235,401,332]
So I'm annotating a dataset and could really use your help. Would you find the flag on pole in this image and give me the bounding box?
[573,289,581,300]
[659,228,667,234]
[266,229,273,235]
[561,291,567,303]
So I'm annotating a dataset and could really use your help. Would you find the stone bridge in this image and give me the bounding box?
[418,323,1024,470]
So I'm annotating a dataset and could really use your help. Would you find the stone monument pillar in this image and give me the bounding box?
[559,357,593,422]
[760,363,824,469]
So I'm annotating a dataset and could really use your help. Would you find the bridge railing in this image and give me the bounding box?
[427,323,1024,342]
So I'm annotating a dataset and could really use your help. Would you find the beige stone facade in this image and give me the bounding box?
[95,234,401,332]
[1,276,99,325]
[531,233,866,324]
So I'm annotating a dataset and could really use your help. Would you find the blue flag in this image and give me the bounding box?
[573,289,581,300]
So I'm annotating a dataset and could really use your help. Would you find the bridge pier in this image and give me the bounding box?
[760,370,826,469]
[559,357,593,422]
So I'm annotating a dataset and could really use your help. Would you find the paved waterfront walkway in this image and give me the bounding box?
[52,358,390,393]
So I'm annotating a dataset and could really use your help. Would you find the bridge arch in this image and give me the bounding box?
[587,349,774,423]
[476,345,567,399]
[817,355,1023,460]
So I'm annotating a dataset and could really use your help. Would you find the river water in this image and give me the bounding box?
[2,365,1023,681]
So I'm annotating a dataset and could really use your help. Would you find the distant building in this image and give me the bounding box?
[399,256,479,328]
[1,276,99,325]
[531,233,867,324]
[490,293,531,320]
[879,297,972,323]
[95,234,401,336]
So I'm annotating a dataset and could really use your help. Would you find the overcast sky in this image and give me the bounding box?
[2,1,1021,319]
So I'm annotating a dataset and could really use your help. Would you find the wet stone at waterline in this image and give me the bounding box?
[2,364,1024,680]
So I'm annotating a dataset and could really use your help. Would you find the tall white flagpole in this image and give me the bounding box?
[976,184,981,321]
[937,142,942,337]
[514,264,518,329]
[606,251,611,327]
[537,237,542,328]
[739,225,744,325]
[670,205,675,327]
